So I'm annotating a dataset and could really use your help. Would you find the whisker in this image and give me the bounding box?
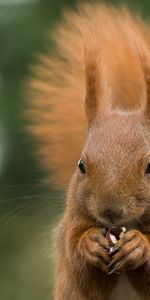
[2,202,48,227]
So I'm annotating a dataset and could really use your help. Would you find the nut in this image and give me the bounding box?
[106,227,126,253]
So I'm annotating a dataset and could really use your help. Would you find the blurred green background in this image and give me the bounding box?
[0,1,150,300]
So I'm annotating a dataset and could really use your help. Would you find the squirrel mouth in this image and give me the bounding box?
[93,207,144,230]
[97,208,142,229]
[97,215,124,228]
[95,213,131,229]
[96,214,141,232]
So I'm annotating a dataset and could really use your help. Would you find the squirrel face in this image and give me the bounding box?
[69,35,150,228]
[74,111,150,228]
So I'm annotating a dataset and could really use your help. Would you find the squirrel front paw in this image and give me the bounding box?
[108,229,150,275]
[78,227,110,273]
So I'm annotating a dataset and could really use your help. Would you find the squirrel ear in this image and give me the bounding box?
[84,46,101,124]
[135,41,150,119]
[143,62,150,119]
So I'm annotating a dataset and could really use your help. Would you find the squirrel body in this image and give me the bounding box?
[27,3,150,300]
[110,274,141,300]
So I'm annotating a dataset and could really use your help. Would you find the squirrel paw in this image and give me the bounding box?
[78,227,110,273]
[108,229,150,275]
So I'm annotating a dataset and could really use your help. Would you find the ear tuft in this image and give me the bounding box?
[143,59,150,119]
[130,29,150,118]
[84,45,101,124]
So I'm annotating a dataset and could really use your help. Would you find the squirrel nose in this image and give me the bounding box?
[103,208,123,223]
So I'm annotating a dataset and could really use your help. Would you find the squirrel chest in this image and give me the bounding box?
[109,274,144,300]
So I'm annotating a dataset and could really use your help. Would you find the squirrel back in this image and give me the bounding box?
[26,3,150,188]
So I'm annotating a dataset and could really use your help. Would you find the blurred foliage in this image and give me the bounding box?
[0,1,149,300]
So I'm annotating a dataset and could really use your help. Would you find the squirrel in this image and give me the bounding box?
[26,2,150,300]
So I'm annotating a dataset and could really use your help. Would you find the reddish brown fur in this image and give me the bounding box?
[27,3,150,300]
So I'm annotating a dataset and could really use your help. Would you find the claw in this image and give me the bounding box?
[108,260,115,269]
[105,245,111,251]
[108,267,118,275]
[110,246,119,254]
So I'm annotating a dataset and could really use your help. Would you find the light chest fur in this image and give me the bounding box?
[109,273,144,300]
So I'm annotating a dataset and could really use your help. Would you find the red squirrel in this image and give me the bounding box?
[27,2,150,300]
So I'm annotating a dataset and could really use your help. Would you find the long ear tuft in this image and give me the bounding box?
[84,45,101,124]
[133,33,150,118]
[126,21,150,118]
[141,52,150,119]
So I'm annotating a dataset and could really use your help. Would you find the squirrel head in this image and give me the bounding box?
[28,3,150,229]
[71,38,150,228]
[74,111,150,228]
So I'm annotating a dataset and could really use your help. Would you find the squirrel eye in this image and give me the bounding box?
[78,159,86,174]
[145,160,150,175]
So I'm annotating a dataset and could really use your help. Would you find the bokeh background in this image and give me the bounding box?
[0,1,150,300]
